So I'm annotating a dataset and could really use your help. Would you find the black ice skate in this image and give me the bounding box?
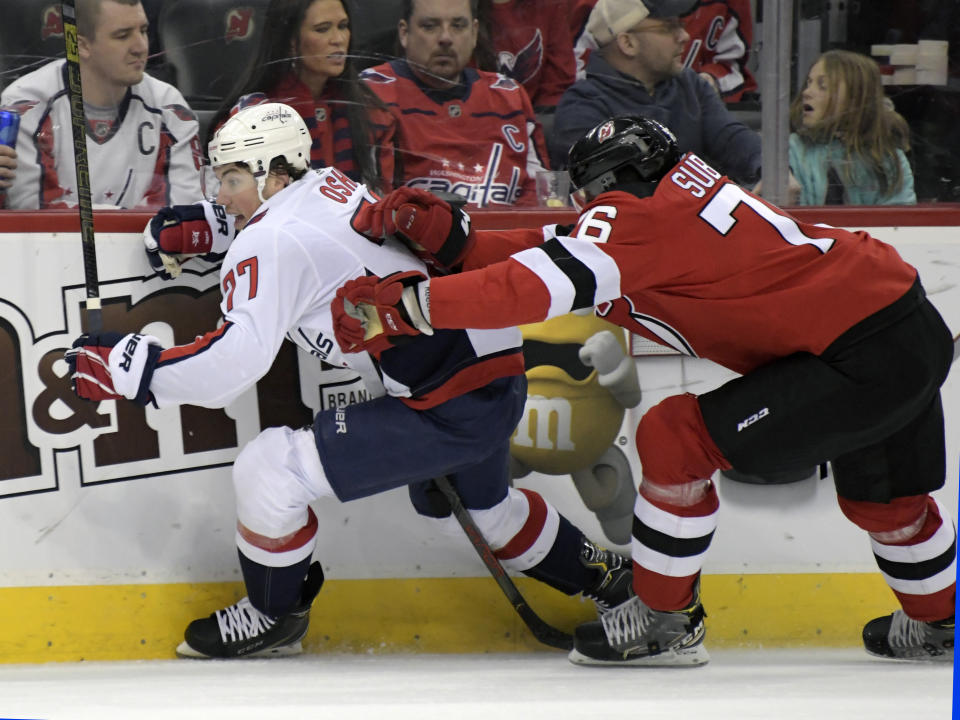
[569,581,709,667]
[862,610,954,662]
[579,537,633,614]
[177,562,324,659]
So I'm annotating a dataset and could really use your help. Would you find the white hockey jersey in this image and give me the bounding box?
[0,60,202,209]
[148,167,523,410]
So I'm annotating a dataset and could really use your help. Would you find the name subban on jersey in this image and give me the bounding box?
[670,154,723,198]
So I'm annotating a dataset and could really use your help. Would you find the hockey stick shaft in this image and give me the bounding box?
[61,0,102,333]
[433,476,573,650]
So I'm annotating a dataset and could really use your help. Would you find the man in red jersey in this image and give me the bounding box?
[334,115,956,667]
[360,0,550,207]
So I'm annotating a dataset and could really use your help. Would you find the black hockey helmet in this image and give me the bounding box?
[567,116,680,199]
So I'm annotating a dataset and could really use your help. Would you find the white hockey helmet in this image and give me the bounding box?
[208,102,311,201]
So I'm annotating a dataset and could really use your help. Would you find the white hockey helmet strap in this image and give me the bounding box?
[208,102,311,202]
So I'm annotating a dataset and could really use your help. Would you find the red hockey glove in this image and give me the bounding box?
[143,201,235,279]
[354,188,475,271]
[65,332,162,405]
[332,271,432,355]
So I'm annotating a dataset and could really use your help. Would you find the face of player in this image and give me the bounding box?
[294,0,350,91]
[625,16,690,86]
[800,60,842,127]
[214,164,288,230]
[79,0,149,92]
[399,0,478,88]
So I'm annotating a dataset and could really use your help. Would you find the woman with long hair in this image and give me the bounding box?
[209,0,396,192]
[789,49,915,205]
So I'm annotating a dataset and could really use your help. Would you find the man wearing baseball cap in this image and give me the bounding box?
[552,0,761,187]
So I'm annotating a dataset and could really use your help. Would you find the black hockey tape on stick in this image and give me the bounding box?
[62,0,102,332]
[433,476,574,650]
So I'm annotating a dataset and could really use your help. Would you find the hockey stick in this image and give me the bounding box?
[433,476,574,650]
[61,0,102,333]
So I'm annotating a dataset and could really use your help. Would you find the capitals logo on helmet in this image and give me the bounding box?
[511,314,629,474]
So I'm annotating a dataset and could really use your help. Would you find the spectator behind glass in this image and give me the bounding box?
[553,0,761,186]
[572,1,756,104]
[789,50,916,206]
[361,0,550,208]
[481,0,576,112]
[208,0,395,193]
[0,0,202,210]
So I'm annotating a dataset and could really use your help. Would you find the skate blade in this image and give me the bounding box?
[175,639,304,659]
[864,647,953,663]
[568,643,710,667]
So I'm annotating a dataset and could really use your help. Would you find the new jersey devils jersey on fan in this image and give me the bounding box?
[428,153,918,374]
[0,60,202,209]
[148,168,523,410]
[361,60,548,207]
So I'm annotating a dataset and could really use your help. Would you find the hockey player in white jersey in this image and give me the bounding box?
[64,102,631,658]
[0,0,202,209]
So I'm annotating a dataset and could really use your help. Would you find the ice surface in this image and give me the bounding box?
[0,648,951,720]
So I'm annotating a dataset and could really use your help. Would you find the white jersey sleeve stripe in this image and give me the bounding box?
[560,237,623,304]
[511,237,622,318]
[512,244,578,318]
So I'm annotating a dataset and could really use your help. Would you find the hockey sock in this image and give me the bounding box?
[840,494,957,621]
[238,551,313,618]
[522,514,596,595]
[632,480,719,611]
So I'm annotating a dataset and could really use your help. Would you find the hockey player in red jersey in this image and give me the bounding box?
[335,116,957,666]
[63,103,632,659]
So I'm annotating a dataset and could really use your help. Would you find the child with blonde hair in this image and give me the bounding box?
[789,50,915,205]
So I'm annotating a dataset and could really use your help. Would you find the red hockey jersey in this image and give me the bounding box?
[361,60,549,207]
[681,0,757,102]
[429,153,918,374]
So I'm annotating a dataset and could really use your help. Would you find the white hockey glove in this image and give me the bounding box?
[65,332,163,406]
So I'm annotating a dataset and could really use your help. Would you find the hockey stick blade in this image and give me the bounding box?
[433,476,573,650]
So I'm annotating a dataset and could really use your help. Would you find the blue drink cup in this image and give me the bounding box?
[0,108,20,148]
